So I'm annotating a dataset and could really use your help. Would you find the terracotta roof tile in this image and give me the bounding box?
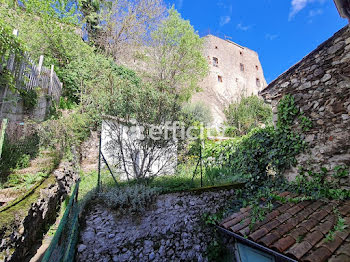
[230,218,251,232]
[302,247,332,262]
[219,195,350,262]
[339,204,350,216]
[276,212,293,223]
[289,226,308,240]
[309,209,328,222]
[239,226,250,236]
[335,242,350,256]
[298,218,319,231]
[222,211,250,229]
[287,241,313,260]
[274,221,295,236]
[271,236,296,252]
[320,236,344,253]
[314,220,335,235]
[249,227,269,241]
[258,231,281,246]
[262,219,281,232]
[308,201,325,211]
[335,228,350,241]
[328,254,350,262]
[303,231,324,246]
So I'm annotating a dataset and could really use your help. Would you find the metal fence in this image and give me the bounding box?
[42,180,80,262]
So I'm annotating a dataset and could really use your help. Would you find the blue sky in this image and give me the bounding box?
[164,0,348,83]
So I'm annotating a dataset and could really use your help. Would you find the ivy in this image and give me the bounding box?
[18,88,38,110]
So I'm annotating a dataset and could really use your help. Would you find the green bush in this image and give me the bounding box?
[99,185,159,214]
[224,95,272,136]
[205,95,307,191]
[0,133,40,180]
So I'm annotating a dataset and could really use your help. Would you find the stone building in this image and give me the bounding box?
[260,25,350,183]
[192,35,267,127]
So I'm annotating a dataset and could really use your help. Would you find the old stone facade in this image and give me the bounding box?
[261,25,350,183]
[77,188,238,262]
[193,35,267,127]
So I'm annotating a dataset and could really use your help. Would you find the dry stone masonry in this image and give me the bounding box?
[77,188,237,262]
[261,25,350,183]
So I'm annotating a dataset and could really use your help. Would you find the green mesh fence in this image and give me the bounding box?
[42,180,80,262]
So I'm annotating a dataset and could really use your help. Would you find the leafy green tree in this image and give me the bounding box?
[147,7,209,101]
[224,95,272,136]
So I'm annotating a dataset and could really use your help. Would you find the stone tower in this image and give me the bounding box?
[192,35,267,127]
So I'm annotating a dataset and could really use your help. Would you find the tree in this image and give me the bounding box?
[145,7,208,101]
[96,0,166,61]
[224,95,272,136]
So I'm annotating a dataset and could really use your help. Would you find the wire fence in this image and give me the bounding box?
[42,180,80,262]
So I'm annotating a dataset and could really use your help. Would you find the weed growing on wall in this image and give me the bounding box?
[99,185,159,215]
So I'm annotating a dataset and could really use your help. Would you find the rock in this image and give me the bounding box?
[321,74,332,82]
[78,244,87,253]
[342,114,350,120]
[149,252,155,260]
[328,41,344,54]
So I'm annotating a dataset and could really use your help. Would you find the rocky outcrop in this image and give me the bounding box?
[261,25,350,183]
[77,188,237,262]
[0,161,79,261]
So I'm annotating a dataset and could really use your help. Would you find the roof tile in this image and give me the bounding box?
[230,218,251,232]
[303,231,324,246]
[328,254,350,262]
[249,227,269,242]
[274,221,295,236]
[320,236,344,253]
[258,231,281,246]
[302,247,332,262]
[335,242,350,256]
[287,241,313,260]
[314,220,335,235]
[309,209,328,222]
[339,205,350,216]
[276,212,293,223]
[289,226,308,240]
[262,219,281,232]
[222,211,250,229]
[298,218,319,231]
[220,196,350,262]
[271,236,296,252]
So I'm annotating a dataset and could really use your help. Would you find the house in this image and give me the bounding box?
[192,35,267,127]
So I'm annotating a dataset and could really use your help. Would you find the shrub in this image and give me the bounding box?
[224,95,272,136]
[99,185,159,214]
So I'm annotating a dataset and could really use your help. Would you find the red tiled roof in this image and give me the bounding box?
[219,192,350,262]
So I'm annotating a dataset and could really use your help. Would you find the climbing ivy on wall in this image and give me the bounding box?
[204,94,307,191]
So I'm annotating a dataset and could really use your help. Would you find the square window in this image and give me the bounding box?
[240,51,243,56]
[215,46,218,49]
[213,57,219,67]
[240,63,245,72]
[256,65,259,70]
[218,75,223,82]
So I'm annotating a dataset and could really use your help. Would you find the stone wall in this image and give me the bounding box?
[0,161,79,261]
[77,188,238,262]
[261,25,350,182]
[193,35,267,127]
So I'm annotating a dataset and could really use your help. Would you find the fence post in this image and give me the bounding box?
[38,55,44,75]
[49,65,54,96]
[0,119,8,159]
[97,133,102,192]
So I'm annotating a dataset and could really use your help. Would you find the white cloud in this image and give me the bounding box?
[236,23,252,31]
[220,16,231,26]
[288,0,325,20]
[308,8,323,17]
[265,33,278,40]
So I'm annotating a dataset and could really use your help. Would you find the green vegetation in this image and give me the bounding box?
[224,95,272,136]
